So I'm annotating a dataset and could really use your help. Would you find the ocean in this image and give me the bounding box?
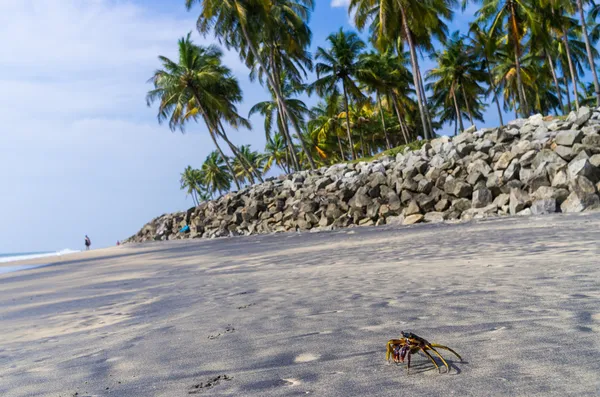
[0,249,79,264]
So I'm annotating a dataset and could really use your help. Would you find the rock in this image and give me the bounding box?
[554,145,575,161]
[569,176,597,195]
[566,106,592,127]
[503,160,521,181]
[349,188,372,208]
[554,130,583,146]
[590,154,600,168]
[435,199,450,212]
[444,178,473,198]
[561,191,600,213]
[424,212,445,223]
[582,134,600,147]
[494,152,516,170]
[417,179,433,194]
[493,193,510,208]
[509,188,531,215]
[451,198,472,213]
[404,200,421,216]
[530,199,557,215]
[472,188,493,208]
[467,171,485,185]
[532,149,567,170]
[568,158,600,183]
[403,214,424,225]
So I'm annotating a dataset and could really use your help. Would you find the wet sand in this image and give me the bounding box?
[1,213,600,396]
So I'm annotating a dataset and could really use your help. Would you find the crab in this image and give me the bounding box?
[386,331,462,374]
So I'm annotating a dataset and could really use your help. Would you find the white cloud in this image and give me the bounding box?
[330,0,351,7]
[0,0,268,252]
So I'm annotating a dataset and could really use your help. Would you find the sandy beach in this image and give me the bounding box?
[1,213,600,396]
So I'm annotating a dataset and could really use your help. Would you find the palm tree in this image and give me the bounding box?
[575,0,600,106]
[349,0,453,140]
[358,49,415,145]
[262,133,291,174]
[199,151,232,198]
[180,166,204,205]
[248,77,309,171]
[427,32,488,131]
[147,33,252,190]
[467,22,505,125]
[476,0,535,117]
[232,145,264,185]
[185,0,318,170]
[311,29,366,160]
[308,96,347,161]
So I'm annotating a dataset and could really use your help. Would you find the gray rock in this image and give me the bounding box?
[568,158,600,182]
[424,212,445,223]
[561,191,600,213]
[555,130,583,146]
[493,193,510,208]
[495,152,516,170]
[582,134,600,146]
[554,145,575,161]
[509,188,531,215]
[404,200,421,216]
[519,150,537,166]
[467,171,485,185]
[403,214,424,225]
[415,193,436,212]
[590,154,600,168]
[444,178,473,198]
[349,188,372,208]
[472,188,493,208]
[532,149,566,170]
[435,199,450,212]
[569,176,597,195]
[417,179,433,194]
[451,198,472,213]
[503,160,521,181]
[567,106,592,127]
[530,199,557,215]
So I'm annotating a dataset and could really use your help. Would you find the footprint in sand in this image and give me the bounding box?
[208,325,235,340]
[294,353,320,363]
[281,378,301,386]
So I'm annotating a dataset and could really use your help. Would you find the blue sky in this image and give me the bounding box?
[0,0,500,253]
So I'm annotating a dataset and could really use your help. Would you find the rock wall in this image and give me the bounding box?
[125,107,600,243]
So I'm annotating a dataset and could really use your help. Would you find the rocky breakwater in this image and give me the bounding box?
[125,107,600,243]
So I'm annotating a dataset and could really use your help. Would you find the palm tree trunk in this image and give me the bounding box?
[562,25,580,110]
[337,134,345,160]
[417,64,434,136]
[546,51,565,114]
[461,85,475,126]
[238,23,315,170]
[207,130,241,190]
[275,100,300,171]
[576,0,600,106]
[510,5,528,117]
[391,94,410,144]
[216,120,263,183]
[359,130,366,158]
[399,5,430,140]
[342,82,356,160]
[484,56,504,125]
[192,95,241,190]
[563,73,572,112]
[452,86,465,132]
[377,93,391,149]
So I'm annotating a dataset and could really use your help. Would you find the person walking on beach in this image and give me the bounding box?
[85,235,91,251]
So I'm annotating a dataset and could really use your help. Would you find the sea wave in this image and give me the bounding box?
[0,249,80,264]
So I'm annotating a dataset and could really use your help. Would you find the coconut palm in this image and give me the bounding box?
[349,0,454,140]
[308,96,347,161]
[262,133,291,174]
[475,0,536,117]
[147,33,257,190]
[311,29,366,160]
[180,166,204,206]
[427,32,487,132]
[199,151,232,198]
[185,0,317,170]
[575,0,600,106]
[232,145,264,185]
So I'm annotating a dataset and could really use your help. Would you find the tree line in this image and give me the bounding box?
[146,0,600,201]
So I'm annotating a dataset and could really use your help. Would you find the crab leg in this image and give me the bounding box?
[430,344,462,361]
[420,348,441,373]
[406,350,411,374]
[426,346,450,373]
